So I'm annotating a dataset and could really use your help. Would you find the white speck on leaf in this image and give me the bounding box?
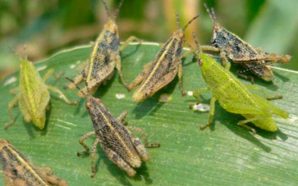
[56,124,71,130]
[187,91,193,96]
[115,93,125,99]
[192,103,210,112]
[3,76,16,86]
[37,65,47,71]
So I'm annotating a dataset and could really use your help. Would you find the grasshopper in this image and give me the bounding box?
[69,78,160,177]
[67,0,136,96]
[0,139,68,186]
[5,58,75,129]
[192,40,288,132]
[200,5,291,81]
[127,14,199,102]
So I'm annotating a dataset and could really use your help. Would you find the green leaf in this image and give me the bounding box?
[0,43,298,185]
[245,0,298,53]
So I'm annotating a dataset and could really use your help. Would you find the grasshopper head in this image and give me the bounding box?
[132,91,146,103]
[85,96,105,113]
[204,4,223,45]
[19,58,35,75]
[173,29,184,39]
[86,96,98,109]
[104,19,118,33]
[0,139,9,148]
[260,66,274,81]
[197,53,213,68]
[172,29,184,40]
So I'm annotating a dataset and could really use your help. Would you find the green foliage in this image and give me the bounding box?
[245,0,298,70]
[0,43,297,185]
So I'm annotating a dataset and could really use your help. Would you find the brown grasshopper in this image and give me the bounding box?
[0,139,68,186]
[67,0,137,96]
[127,15,199,102]
[201,5,291,81]
[77,96,160,177]
[67,79,160,177]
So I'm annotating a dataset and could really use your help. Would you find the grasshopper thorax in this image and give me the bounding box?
[103,19,118,34]
[85,96,100,110]
[261,66,274,81]
[171,29,185,41]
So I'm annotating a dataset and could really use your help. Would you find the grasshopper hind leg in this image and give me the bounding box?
[67,74,84,90]
[127,126,160,161]
[47,85,77,104]
[90,137,101,178]
[237,117,259,133]
[37,167,68,186]
[101,146,136,177]
[127,62,153,91]
[115,55,129,89]
[77,131,96,156]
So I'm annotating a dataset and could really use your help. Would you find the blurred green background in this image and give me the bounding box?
[0,0,297,80]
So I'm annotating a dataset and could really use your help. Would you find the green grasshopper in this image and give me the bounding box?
[201,5,291,81]
[192,44,289,132]
[67,0,136,96]
[127,15,199,102]
[5,58,75,129]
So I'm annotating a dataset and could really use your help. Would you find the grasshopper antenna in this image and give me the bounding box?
[176,13,181,30]
[192,32,203,66]
[65,77,88,97]
[192,32,202,54]
[204,3,217,24]
[183,15,200,31]
[114,0,124,19]
[100,0,112,18]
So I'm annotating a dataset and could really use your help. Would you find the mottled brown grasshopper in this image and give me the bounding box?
[77,96,159,177]
[0,139,68,186]
[201,5,291,81]
[127,15,199,102]
[67,0,137,96]
[66,78,160,177]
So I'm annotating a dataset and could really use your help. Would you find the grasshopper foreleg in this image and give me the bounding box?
[120,36,142,51]
[47,85,77,105]
[4,96,19,129]
[178,63,186,96]
[200,97,216,130]
[90,137,101,178]
[77,131,96,156]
